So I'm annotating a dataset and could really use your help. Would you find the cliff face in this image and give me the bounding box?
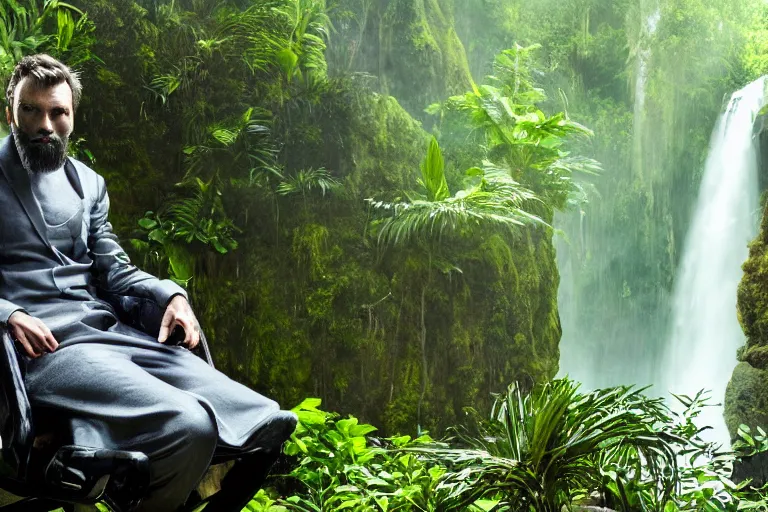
[261,88,564,434]
[75,0,563,435]
[379,0,473,115]
[328,0,473,119]
[315,1,561,432]
[726,198,768,439]
[725,169,768,483]
[211,1,562,433]
[725,126,768,443]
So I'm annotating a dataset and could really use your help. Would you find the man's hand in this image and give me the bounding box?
[158,296,200,349]
[8,311,59,358]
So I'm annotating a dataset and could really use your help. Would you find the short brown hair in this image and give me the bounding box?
[6,54,82,112]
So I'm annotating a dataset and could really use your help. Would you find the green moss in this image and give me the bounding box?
[727,202,768,440]
[726,362,768,438]
[379,0,473,117]
[738,204,768,353]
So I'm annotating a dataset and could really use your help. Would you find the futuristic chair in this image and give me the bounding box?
[0,293,296,512]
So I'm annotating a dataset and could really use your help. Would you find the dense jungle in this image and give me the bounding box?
[7,0,768,510]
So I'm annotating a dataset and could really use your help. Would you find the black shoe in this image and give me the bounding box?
[251,411,298,451]
[211,410,298,463]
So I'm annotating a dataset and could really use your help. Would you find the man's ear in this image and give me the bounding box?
[5,106,11,126]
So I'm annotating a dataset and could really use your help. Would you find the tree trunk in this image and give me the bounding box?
[388,292,404,403]
[416,285,427,429]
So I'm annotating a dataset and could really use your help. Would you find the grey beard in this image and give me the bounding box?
[12,125,69,174]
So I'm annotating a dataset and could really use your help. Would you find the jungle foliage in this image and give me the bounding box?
[11,0,768,437]
[245,379,768,512]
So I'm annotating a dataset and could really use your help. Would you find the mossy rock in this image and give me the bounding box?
[329,0,472,119]
[725,362,768,439]
[737,203,768,351]
[726,362,768,485]
[728,201,768,444]
[376,0,473,118]
[725,133,768,484]
[743,344,768,370]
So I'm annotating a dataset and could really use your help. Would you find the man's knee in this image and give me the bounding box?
[162,398,218,459]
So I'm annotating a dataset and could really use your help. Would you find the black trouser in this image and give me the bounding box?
[192,451,281,512]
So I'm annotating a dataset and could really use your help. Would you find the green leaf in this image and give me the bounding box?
[276,47,298,77]
[166,244,194,281]
[465,167,485,177]
[294,398,323,411]
[56,7,74,50]
[147,229,166,243]
[129,239,149,252]
[212,239,228,254]
[420,136,449,202]
[138,218,158,230]
[388,435,412,447]
[374,496,389,512]
[349,424,377,437]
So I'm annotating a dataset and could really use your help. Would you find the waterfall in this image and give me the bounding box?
[632,8,660,165]
[557,7,662,390]
[663,76,766,446]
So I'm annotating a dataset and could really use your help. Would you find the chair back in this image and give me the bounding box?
[0,330,34,480]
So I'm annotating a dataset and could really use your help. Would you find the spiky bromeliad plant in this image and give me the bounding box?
[410,379,686,512]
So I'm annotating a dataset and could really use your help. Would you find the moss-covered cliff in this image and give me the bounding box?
[61,0,564,435]
[726,198,768,439]
[327,0,473,119]
[197,86,563,435]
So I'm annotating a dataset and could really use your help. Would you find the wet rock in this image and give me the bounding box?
[726,150,768,482]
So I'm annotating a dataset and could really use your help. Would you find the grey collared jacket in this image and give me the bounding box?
[0,135,185,334]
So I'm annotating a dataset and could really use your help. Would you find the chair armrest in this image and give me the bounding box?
[98,293,165,339]
[98,292,215,369]
[197,331,215,369]
[0,327,33,479]
[45,445,150,506]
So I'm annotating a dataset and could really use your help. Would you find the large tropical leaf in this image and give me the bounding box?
[367,139,544,248]
[418,136,450,202]
[435,59,602,210]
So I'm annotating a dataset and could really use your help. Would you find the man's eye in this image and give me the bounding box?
[21,105,34,112]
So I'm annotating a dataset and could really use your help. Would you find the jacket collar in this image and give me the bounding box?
[0,135,83,249]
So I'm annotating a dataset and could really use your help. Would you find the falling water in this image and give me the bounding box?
[662,76,767,446]
[632,8,660,161]
[557,8,662,389]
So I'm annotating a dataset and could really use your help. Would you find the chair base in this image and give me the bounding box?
[0,497,76,511]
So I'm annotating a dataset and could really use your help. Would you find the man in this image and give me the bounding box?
[0,54,296,511]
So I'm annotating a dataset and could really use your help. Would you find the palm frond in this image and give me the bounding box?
[368,139,544,248]
[367,183,543,248]
[277,167,340,197]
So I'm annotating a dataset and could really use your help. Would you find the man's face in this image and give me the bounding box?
[8,77,74,173]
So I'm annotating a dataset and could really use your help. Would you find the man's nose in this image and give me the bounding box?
[38,115,53,134]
